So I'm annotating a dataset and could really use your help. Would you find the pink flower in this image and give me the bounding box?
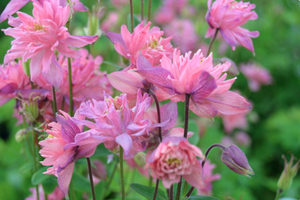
[3,0,97,88]
[147,136,205,189]
[101,12,119,32]
[26,185,64,200]
[163,19,199,53]
[0,60,30,106]
[240,63,273,92]
[39,110,104,196]
[220,111,248,133]
[105,21,174,68]
[205,0,259,53]
[197,160,221,195]
[74,90,152,157]
[111,0,128,9]
[137,50,251,118]
[0,0,87,23]
[234,131,251,147]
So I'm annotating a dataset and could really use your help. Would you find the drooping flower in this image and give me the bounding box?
[39,110,105,196]
[205,0,259,53]
[137,50,251,118]
[0,0,87,23]
[25,185,64,200]
[74,90,153,158]
[197,160,221,195]
[240,63,273,92]
[105,21,174,68]
[147,136,205,189]
[3,0,98,88]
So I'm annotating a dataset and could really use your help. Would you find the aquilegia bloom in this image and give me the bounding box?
[147,136,205,189]
[205,0,259,53]
[137,50,251,118]
[3,0,97,88]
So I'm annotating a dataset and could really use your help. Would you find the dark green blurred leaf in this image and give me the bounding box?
[188,195,219,200]
[72,171,91,192]
[19,162,34,174]
[130,183,167,200]
[31,166,52,185]
[103,61,122,71]
[42,176,57,194]
[188,120,200,146]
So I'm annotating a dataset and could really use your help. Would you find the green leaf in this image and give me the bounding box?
[42,176,57,194]
[188,120,200,146]
[103,61,122,71]
[72,171,91,192]
[130,183,167,200]
[31,166,52,185]
[19,162,34,174]
[127,14,141,32]
[188,195,220,200]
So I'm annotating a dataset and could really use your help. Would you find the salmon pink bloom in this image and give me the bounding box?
[26,185,64,200]
[147,136,205,189]
[197,160,221,195]
[0,0,87,23]
[3,0,97,88]
[105,21,173,68]
[74,90,152,157]
[240,63,273,91]
[39,110,105,196]
[220,111,248,133]
[137,50,251,118]
[205,0,259,53]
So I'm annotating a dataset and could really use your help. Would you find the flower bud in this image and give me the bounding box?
[15,129,27,142]
[277,155,300,190]
[133,152,146,167]
[84,6,104,37]
[221,144,254,177]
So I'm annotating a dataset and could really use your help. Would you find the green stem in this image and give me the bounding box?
[149,176,153,187]
[120,147,125,200]
[274,189,282,200]
[206,28,219,57]
[51,86,58,115]
[175,177,182,200]
[87,158,97,200]
[147,0,152,22]
[130,0,134,32]
[169,185,173,200]
[141,0,144,21]
[68,57,73,116]
[90,43,95,57]
[32,126,39,200]
[101,161,118,200]
[152,179,159,200]
[183,94,190,138]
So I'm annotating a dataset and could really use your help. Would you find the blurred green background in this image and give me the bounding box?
[0,0,300,199]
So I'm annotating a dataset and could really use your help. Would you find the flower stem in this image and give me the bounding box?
[86,158,96,200]
[119,147,125,200]
[141,0,144,21]
[148,89,162,141]
[183,94,190,138]
[32,125,39,200]
[68,57,73,116]
[147,0,152,22]
[101,161,118,200]
[152,179,159,200]
[169,185,173,200]
[175,177,182,200]
[206,28,219,57]
[51,86,58,115]
[274,189,282,200]
[130,0,134,32]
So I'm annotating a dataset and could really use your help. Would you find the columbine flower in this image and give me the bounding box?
[74,90,152,157]
[3,0,97,88]
[240,63,273,92]
[105,21,173,68]
[147,136,205,189]
[137,50,251,118]
[205,0,259,53]
[154,0,188,24]
[39,110,104,196]
[221,144,254,177]
[0,0,87,23]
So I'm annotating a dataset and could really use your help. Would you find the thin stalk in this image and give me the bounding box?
[32,126,39,200]
[148,89,162,141]
[184,187,194,199]
[130,0,134,32]
[90,43,95,57]
[183,94,190,138]
[147,0,152,22]
[169,185,173,200]
[51,86,58,115]
[44,187,48,200]
[182,181,188,198]
[175,177,182,200]
[274,189,282,200]
[101,161,118,200]
[152,179,159,200]
[206,28,219,57]
[68,57,73,116]
[202,144,226,168]
[120,147,125,200]
[87,158,96,200]
[166,189,170,199]
[141,0,144,21]
[149,176,153,187]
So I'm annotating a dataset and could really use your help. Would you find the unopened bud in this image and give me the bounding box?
[221,144,254,177]
[277,154,300,190]
[84,6,104,37]
[15,129,27,142]
[133,152,146,167]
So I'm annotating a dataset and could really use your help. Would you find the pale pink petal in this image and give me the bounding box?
[115,133,132,155]
[57,162,75,197]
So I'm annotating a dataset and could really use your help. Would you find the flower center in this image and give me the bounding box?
[33,23,47,32]
[166,158,181,165]
[148,36,165,51]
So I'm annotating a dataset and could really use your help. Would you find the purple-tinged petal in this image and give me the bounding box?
[108,71,143,94]
[115,133,132,155]
[64,35,98,47]
[0,83,18,94]
[136,53,154,70]
[57,162,75,198]
[160,101,177,131]
[105,31,126,48]
[189,97,218,118]
[0,0,30,23]
[191,70,217,98]
[42,57,63,89]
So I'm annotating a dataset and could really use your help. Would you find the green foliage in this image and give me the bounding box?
[130,183,167,200]
[188,195,220,200]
